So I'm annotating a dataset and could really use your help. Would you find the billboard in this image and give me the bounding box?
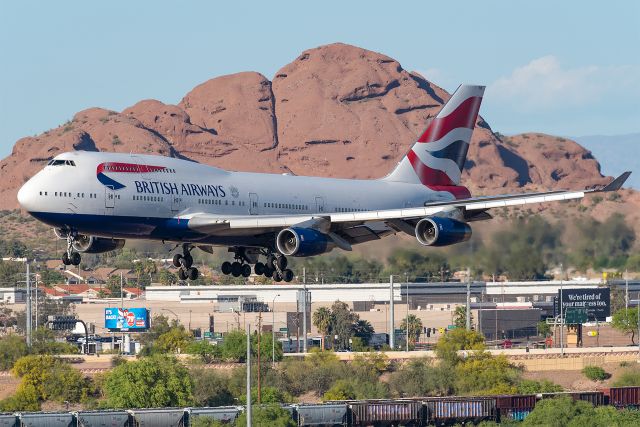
[105,308,149,331]
[554,288,610,321]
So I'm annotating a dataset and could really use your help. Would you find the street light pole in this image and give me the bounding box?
[246,323,251,427]
[26,261,31,347]
[389,275,395,349]
[405,272,409,352]
[560,264,564,356]
[272,294,280,365]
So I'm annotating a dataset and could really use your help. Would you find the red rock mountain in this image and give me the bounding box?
[0,43,609,210]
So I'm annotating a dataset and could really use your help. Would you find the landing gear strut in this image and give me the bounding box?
[220,248,294,282]
[61,232,81,266]
[173,244,199,281]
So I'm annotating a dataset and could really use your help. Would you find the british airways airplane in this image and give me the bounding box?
[17,85,630,282]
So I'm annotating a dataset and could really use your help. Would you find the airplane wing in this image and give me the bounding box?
[187,172,631,244]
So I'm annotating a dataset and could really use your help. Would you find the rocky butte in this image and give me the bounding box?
[0,43,614,211]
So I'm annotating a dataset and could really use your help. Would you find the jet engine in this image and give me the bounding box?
[415,217,472,247]
[276,227,336,257]
[72,234,125,254]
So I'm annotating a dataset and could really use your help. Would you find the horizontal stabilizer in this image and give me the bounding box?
[600,171,632,192]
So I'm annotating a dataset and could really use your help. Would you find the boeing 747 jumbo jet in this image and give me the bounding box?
[17,85,630,282]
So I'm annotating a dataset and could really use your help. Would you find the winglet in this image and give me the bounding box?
[600,171,632,192]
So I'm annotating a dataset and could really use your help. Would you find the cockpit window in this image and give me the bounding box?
[47,160,76,166]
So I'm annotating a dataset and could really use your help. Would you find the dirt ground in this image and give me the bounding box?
[0,374,20,400]
[523,360,635,391]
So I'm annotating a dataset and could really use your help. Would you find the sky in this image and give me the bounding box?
[1,1,639,158]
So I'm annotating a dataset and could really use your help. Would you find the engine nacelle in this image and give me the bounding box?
[415,217,472,247]
[276,227,335,257]
[72,235,125,254]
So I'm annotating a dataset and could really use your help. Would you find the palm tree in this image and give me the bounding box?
[313,307,333,350]
[400,314,423,345]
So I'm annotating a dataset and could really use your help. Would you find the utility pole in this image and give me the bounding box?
[26,262,32,347]
[120,272,125,353]
[303,283,308,353]
[246,323,251,427]
[466,268,471,330]
[405,272,409,352]
[389,275,395,349]
[257,311,261,404]
[626,269,629,315]
[272,294,280,365]
[560,264,564,356]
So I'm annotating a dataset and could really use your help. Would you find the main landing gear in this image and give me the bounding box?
[173,244,199,281]
[61,232,81,266]
[220,248,294,282]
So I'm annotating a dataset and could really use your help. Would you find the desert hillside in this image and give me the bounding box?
[0,43,619,211]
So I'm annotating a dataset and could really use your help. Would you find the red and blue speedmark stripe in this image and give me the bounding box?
[97,162,165,190]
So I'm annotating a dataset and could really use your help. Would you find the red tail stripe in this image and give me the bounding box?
[407,150,454,186]
[407,151,471,199]
[417,96,482,143]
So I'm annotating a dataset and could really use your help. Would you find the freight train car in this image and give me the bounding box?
[129,409,185,427]
[0,414,17,427]
[423,396,496,425]
[605,386,640,409]
[18,412,74,427]
[76,410,130,427]
[348,400,423,426]
[495,395,536,422]
[294,403,348,426]
[188,407,241,425]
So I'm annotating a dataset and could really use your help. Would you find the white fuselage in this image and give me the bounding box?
[18,151,456,246]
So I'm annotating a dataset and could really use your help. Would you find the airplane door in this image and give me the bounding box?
[249,193,259,215]
[315,196,325,213]
[171,195,184,212]
[105,187,115,212]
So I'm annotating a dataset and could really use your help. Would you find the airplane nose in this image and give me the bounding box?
[17,178,35,211]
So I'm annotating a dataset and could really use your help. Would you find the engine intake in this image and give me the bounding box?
[415,217,472,247]
[276,227,335,257]
[72,235,125,254]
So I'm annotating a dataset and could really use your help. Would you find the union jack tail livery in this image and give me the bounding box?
[383,84,485,199]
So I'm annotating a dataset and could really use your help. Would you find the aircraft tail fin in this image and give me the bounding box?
[383,84,485,197]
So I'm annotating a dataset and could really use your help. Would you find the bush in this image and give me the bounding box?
[191,368,235,407]
[517,379,563,394]
[0,335,28,370]
[613,368,640,387]
[582,365,608,381]
[388,358,454,397]
[235,404,296,427]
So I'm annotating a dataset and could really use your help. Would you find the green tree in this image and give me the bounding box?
[102,355,194,408]
[187,340,221,363]
[38,269,65,285]
[0,261,21,286]
[158,269,177,286]
[11,355,91,404]
[322,377,389,401]
[31,327,78,355]
[537,321,551,337]
[331,301,359,350]
[155,325,194,353]
[435,328,485,365]
[388,358,454,397]
[191,368,234,407]
[0,334,28,370]
[453,306,473,329]
[611,307,639,344]
[235,404,296,427]
[353,319,374,345]
[313,306,333,350]
[220,330,247,362]
[400,314,423,345]
[454,353,521,395]
[386,249,451,281]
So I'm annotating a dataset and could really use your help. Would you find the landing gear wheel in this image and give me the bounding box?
[276,255,288,270]
[254,262,265,276]
[221,261,232,275]
[178,269,187,281]
[182,255,193,269]
[282,269,294,282]
[231,262,242,277]
[62,253,70,266]
[172,254,183,268]
[71,252,81,266]
[263,267,274,278]
[267,254,276,269]
[241,264,251,278]
[273,271,283,282]
[188,267,199,280]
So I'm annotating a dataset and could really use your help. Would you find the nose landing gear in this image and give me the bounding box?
[173,244,199,281]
